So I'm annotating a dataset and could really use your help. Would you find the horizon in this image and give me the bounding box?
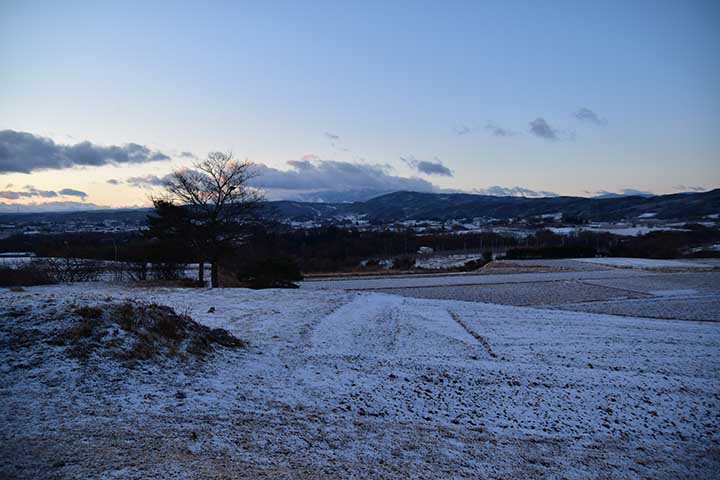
[2,1,719,210]
[0,186,717,215]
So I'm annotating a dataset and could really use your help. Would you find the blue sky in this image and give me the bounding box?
[1,0,719,208]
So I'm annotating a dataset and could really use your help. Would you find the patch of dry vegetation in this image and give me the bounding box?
[48,301,245,367]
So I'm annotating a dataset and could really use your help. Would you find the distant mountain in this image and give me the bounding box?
[0,208,151,225]
[0,201,110,213]
[268,189,720,223]
[2,189,718,227]
[347,189,720,222]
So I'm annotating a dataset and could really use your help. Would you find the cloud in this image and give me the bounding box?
[106,179,122,185]
[178,151,197,159]
[673,185,707,192]
[485,124,517,137]
[0,191,25,200]
[324,132,340,141]
[592,188,655,198]
[251,159,437,198]
[453,125,471,136]
[0,185,87,200]
[126,174,171,188]
[574,107,607,126]
[58,188,88,199]
[400,156,453,177]
[0,130,172,174]
[472,186,559,198]
[529,118,558,140]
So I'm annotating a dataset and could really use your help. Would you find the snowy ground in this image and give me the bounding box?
[305,259,720,322]
[414,253,485,270]
[573,257,720,270]
[1,283,719,479]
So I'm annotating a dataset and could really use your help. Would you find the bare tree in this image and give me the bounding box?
[151,152,264,287]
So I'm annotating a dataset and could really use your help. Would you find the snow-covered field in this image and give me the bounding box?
[574,257,720,270]
[547,226,692,237]
[415,253,484,270]
[1,284,719,479]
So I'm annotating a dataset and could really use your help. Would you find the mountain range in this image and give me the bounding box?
[270,189,720,222]
[1,189,718,226]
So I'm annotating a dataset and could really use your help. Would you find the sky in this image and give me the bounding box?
[1,0,719,210]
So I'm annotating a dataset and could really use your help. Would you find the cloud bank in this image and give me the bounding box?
[252,159,436,194]
[0,130,171,174]
[0,185,88,200]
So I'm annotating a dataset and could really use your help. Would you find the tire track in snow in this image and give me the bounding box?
[448,309,498,359]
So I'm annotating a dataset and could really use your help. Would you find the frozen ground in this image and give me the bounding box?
[573,257,720,270]
[305,259,720,322]
[414,253,485,270]
[1,284,719,479]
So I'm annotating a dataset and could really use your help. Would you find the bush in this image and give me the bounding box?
[50,301,245,366]
[236,256,303,289]
[46,257,103,282]
[391,256,415,270]
[0,263,57,287]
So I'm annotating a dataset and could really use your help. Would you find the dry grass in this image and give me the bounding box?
[50,301,245,367]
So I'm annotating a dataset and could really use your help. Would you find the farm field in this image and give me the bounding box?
[2,266,719,478]
[305,259,720,322]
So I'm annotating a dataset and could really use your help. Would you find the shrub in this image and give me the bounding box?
[236,256,303,289]
[391,256,415,270]
[51,301,245,366]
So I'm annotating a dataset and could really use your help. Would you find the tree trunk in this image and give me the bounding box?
[211,261,219,288]
[198,261,205,286]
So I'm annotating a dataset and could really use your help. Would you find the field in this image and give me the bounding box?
[1,258,719,479]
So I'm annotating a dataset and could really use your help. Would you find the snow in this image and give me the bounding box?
[414,253,484,269]
[574,257,717,270]
[548,226,690,236]
[303,267,649,290]
[2,283,718,478]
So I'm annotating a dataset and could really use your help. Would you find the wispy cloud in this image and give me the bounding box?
[453,125,471,136]
[485,124,517,137]
[324,132,340,141]
[400,155,453,177]
[573,107,607,126]
[0,129,171,174]
[673,184,707,192]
